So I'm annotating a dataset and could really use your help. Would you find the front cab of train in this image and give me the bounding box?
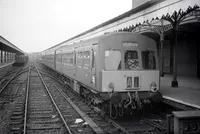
[101,33,162,111]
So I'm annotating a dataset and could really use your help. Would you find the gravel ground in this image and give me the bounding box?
[0,102,13,134]
[0,67,27,134]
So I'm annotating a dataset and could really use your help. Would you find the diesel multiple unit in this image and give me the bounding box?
[39,32,162,118]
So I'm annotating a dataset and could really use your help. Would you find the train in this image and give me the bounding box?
[39,32,162,118]
[13,53,28,66]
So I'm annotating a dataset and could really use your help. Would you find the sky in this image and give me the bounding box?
[0,0,132,53]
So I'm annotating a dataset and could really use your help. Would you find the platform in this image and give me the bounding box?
[160,75,200,109]
[0,62,14,79]
[0,62,14,69]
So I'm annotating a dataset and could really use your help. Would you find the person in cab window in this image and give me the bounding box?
[125,52,139,70]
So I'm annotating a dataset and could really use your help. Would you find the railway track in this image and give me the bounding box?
[0,67,27,107]
[0,62,177,134]
[23,65,107,134]
[0,67,28,95]
[0,66,28,133]
[23,66,69,133]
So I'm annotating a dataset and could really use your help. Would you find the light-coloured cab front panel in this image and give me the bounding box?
[101,70,159,92]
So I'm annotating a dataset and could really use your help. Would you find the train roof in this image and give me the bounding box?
[43,32,155,54]
[56,32,154,51]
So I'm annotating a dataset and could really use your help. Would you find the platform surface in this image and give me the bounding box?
[0,62,13,69]
[160,75,200,109]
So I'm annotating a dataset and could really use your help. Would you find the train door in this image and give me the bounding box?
[90,43,98,88]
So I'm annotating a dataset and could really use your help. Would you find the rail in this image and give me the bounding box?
[0,67,23,94]
[50,81,105,134]
[23,66,30,134]
[34,65,73,134]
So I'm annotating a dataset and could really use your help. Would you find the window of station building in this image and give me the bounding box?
[6,52,10,62]
[5,52,7,62]
[124,50,139,70]
[105,50,121,70]
[83,51,90,68]
[142,50,156,69]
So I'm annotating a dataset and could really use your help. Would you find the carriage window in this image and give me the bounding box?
[50,54,52,62]
[92,50,96,68]
[74,52,76,65]
[62,53,67,64]
[60,53,62,63]
[142,51,156,69]
[78,52,83,67]
[83,51,90,68]
[125,51,139,70]
[105,50,121,70]
[2,51,5,63]
[57,54,62,63]
[69,53,73,65]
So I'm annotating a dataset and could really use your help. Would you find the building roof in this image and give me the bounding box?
[0,36,24,54]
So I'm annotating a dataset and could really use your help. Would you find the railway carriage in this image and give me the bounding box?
[13,53,28,66]
[41,50,55,69]
[40,32,162,117]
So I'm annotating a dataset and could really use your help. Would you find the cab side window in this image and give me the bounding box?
[142,51,156,69]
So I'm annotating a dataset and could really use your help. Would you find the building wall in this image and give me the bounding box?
[132,0,150,9]
[163,40,171,74]
[176,31,199,77]
[177,40,197,77]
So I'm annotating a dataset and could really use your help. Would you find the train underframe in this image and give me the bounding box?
[42,64,163,118]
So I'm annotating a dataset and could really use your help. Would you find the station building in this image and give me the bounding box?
[132,0,200,79]
[0,36,24,67]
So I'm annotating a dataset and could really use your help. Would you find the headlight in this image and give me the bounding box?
[108,82,114,90]
[92,75,96,84]
[150,82,158,92]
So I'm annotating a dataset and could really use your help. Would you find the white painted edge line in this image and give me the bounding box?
[0,62,14,69]
[163,95,200,109]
